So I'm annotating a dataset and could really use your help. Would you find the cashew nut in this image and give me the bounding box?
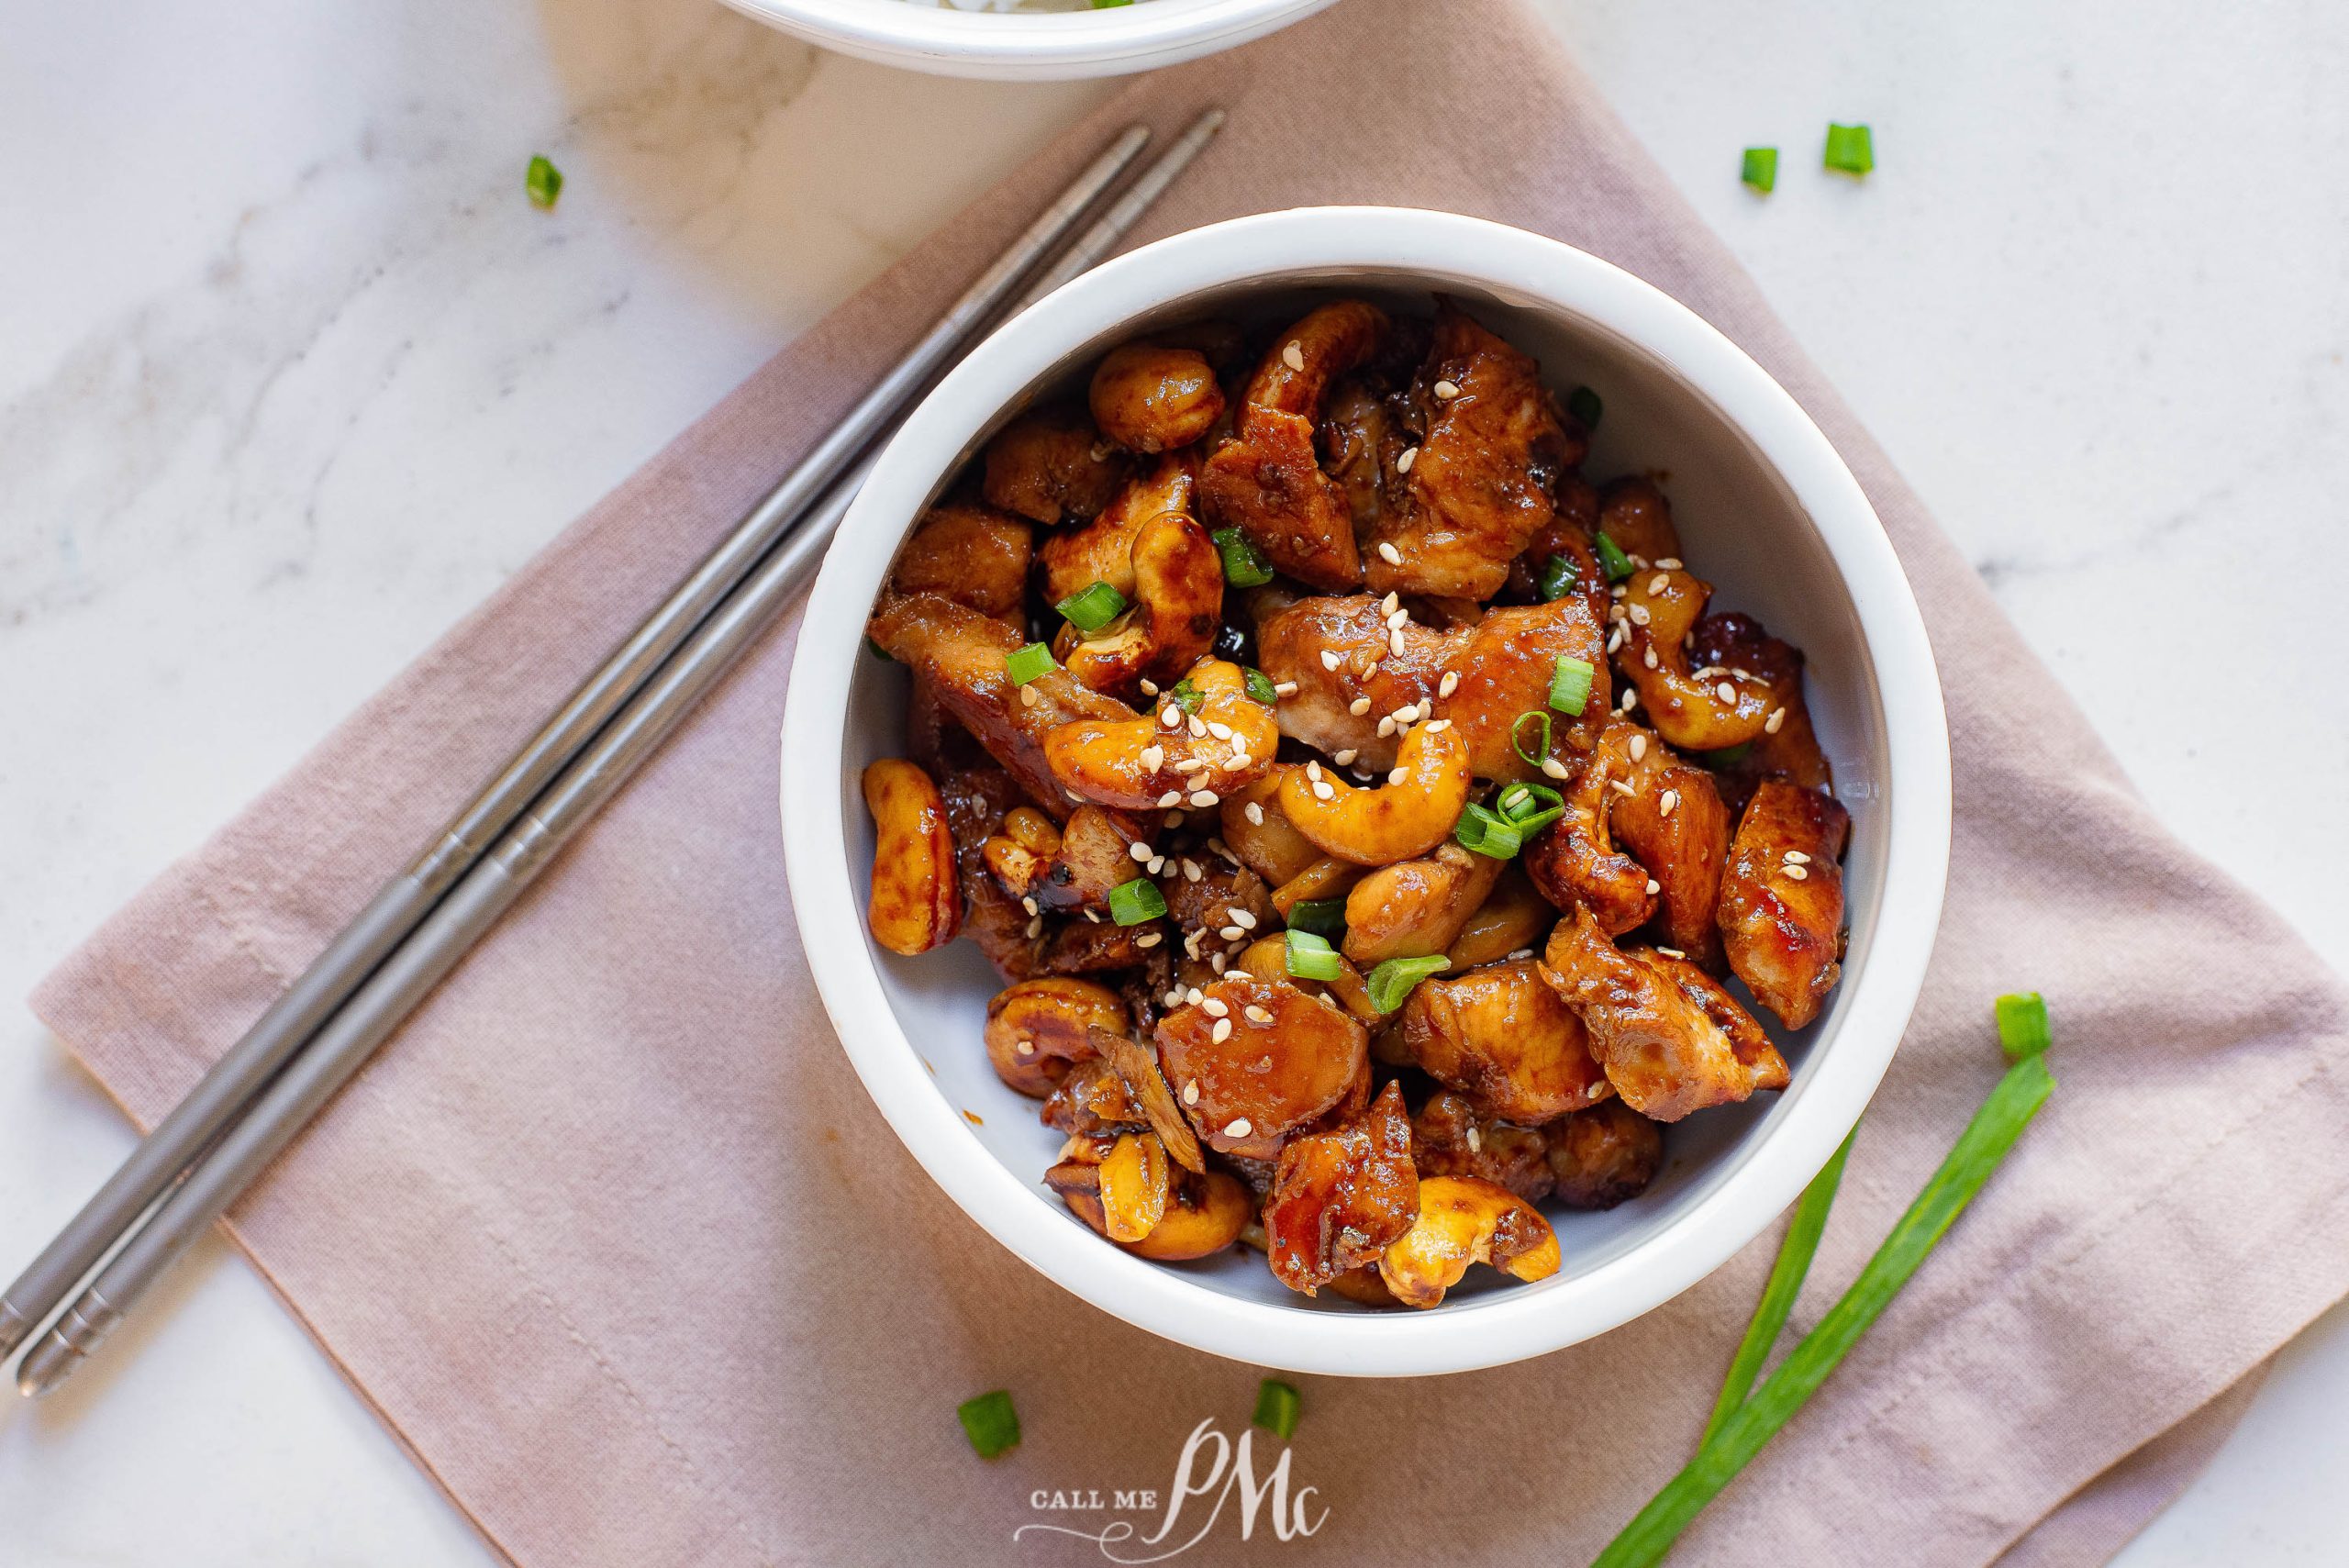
[1716,780,1851,1029]
[1042,658,1277,810]
[1039,452,1197,606]
[1612,566,1771,751]
[1052,507,1224,696]
[982,404,1127,526]
[1264,1081,1419,1295]
[1595,476,1681,563]
[1278,720,1471,865]
[984,976,1125,1098]
[1089,343,1227,454]
[1689,610,1832,814]
[1375,1175,1561,1308]
[1125,1169,1252,1260]
[1097,1130,1172,1242]
[861,759,961,956]
[1341,840,1501,967]
[1442,864,1552,973]
[1219,767,1327,887]
[1545,1098,1663,1210]
[979,806,1061,901]
[1155,972,1368,1161]
[1398,957,1610,1124]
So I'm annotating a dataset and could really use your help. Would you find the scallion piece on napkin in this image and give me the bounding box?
[1742,147,1778,194]
[1824,123,1875,176]
[526,154,562,210]
[1211,527,1275,587]
[1005,642,1056,685]
[1365,954,1449,1013]
[1568,385,1604,430]
[1594,531,1636,582]
[957,1390,1021,1458]
[1284,929,1342,983]
[1549,656,1595,716]
[1996,992,2052,1061]
[1108,878,1167,927]
[1252,1378,1302,1441]
[1055,580,1126,633]
[1593,1052,2056,1567]
[1700,1129,1856,1447]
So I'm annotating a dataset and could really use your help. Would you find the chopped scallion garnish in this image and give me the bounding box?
[1055,580,1127,633]
[1549,656,1595,717]
[1823,122,1875,176]
[1534,554,1580,602]
[1453,802,1524,860]
[1285,897,1348,940]
[956,1390,1021,1458]
[1511,710,1553,768]
[1284,929,1343,983]
[1995,993,2051,1062]
[1594,531,1635,582]
[1494,781,1564,837]
[526,154,562,210]
[1244,667,1278,706]
[1168,677,1205,714]
[1211,527,1275,588]
[1108,878,1167,927]
[1567,385,1603,430]
[1365,954,1450,1014]
[1741,146,1778,194]
[1252,1378,1302,1441]
[1005,642,1056,685]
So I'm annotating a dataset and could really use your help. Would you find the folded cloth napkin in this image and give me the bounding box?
[34,0,2349,1562]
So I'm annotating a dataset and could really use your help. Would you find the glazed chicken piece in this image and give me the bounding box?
[886,500,1033,621]
[1544,1098,1664,1210]
[1409,1091,1555,1204]
[1197,300,1387,589]
[1253,591,1608,779]
[1363,303,1576,601]
[1542,906,1784,1121]
[937,765,1041,980]
[1504,471,1610,629]
[1264,1081,1420,1296]
[1319,376,1397,539]
[1048,485,1224,700]
[1397,958,1611,1124]
[1038,452,1199,606]
[1522,721,1661,938]
[1688,612,1831,817]
[1155,973,1369,1161]
[1608,725,1731,969]
[982,404,1128,526]
[1593,476,1680,563]
[1717,781,1851,1029]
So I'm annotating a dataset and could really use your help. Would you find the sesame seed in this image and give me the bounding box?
[1433,379,1461,400]
[1542,757,1569,780]
[1136,930,1163,949]
[1588,1083,1608,1099]
[1307,761,1324,782]
[1424,717,1452,732]
[1201,996,1230,1018]
[1282,340,1306,372]
[1627,603,1652,627]
[1204,721,1230,741]
[1382,592,1400,616]
[1019,684,1039,708]
[1210,838,1239,863]
[1377,540,1404,566]
[1332,748,1359,765]
[1643,647,1660,670]
[1083,908,1101,923]
[1507,948,1534,961]
[1610,779,1637,798]
[1390,628,1406,656]
[1188,716,1208,739]
[1226,751,1252,771]
[1659,789,1679,817]
[1786,851,1811,864]
[1648,573,1670,595]
[1182,1081,1199,1105]
[1157,790,1183,808]
[1765,706,1787,735]
[1245,1005,1275,1025]
[1364,658,1382,676]
[1219,927,1244,943]
[1244,801,1265,826]
[1273,680,1298,696]
[1348,696,1373,717]
[1174,757,1208,774]
[1375,717,1397,739]
[1390,704,1420,724]
[1230,909,1258,930]
[1190,788,1219,808]
[1386,607,1409,629]
[1186,986,1205,1006]
[1389,767,1408,785]
[1129,841,1154,862]
[1466,1126,1482,1153]
[1166,989,1187,1009]
[1784,863,1810,881]
[1140,743,1165,770]
[1607,626,1626,654]
[1716,681,1737,704]
[1163,810,1186,829]
[1178,859,1201,884]
[1140,678,1160,696]
[1224,1117,1252,1138]
[1620,687,1640,713]
[1208,951,1226,973]
[1313,780,1336,801]
[1439,671,1460,697]
[1026,917,1043,938]
[1628,734,1648,762]
[1645,879,1661,895]
[1656,557,1683,570]
[1656,947,1687,960]
[1148,855,1166,874]
[1397,445,1419,473]
[1321,651,1341,673]
[1732,667,1757,682]
[1161,706,1182,728]
[1017,1039,1035,1055]
[1021,895,1040,916]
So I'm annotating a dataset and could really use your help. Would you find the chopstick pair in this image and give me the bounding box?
[3,107,1226,1398]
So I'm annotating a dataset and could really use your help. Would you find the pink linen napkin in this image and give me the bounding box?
[32,0,2349,1562]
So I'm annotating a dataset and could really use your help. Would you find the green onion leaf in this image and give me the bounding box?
[1244,667,1278,706]
[1005,642,1056,686]
[1495,781,1562,822]
[1168,677,1205,714]
[1365,954,1451,1014]
[1055,580,1127,633]
[1211,527,1275,588]
[863,635,894,662]
[956,1390,1021,1458]
[1091,0,1135,7]
[1742,146,1779,194]
[1284,929,1343,983]
[1252,1378,1302,1441]
[1549,656,1595,717]
[1511,710,1553,768]
[1701,1129,1855,1447]
[1592,1052,2055,1568]
[1995,993,2052,1062]
[1108,878,1167,927]
[1286,897,1348,940]
[1567,385,1604,430]
[526,154,563,210]
[1534,554,1581,602]
[1594,531,1636,582]
[1453,802,1524,860]
[1703,741,1754,770]
[1824,122,1875,176]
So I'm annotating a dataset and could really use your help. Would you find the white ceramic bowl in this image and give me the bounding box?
[783,207,1951,1376]
[718,0,1338,81]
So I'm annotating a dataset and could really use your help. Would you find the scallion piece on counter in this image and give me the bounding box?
[1567,384,1604,430]
[957,1390,1021,1458]
[1534,554,1580,602]
[1286,897,1348,940]
[1996,992,2052,1062]
[1284,929,1343,983]
[1823,122,1875,176]
[1511,710,1553,767]
[1592,1051,2056,1568]
[1244,667,1279,706]
[1453,802,1524,860]
[526,154,562,209]
[1741,146,1779,194]
[1700,1129,1855,1447]
[1005,642,1056,685]
[1252,1378,1302,1441]
[1055,580,1127,633]
[1168,676,1205,714]
[1211,527,1275,587]
[1594,531,1636,582]
[1108,877,1167,927]
[1549,656,1595,716]
[1365,954,1451,1013]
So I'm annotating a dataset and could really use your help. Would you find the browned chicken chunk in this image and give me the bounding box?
[1264,1081,1419,1295]
[1545,1098,1664,1209]
[1717,781,1851,1029]
[1156,973,1370,1161]
[983,404,1127,525]
[1397,958,1611,1124]
[1410,1091,1555,1203]
[887,500,1033,620]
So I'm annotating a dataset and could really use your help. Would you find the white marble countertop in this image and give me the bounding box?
[3,0,2343,1561]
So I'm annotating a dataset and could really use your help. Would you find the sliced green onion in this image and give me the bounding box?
[1592,1053,2056,1568]
[1284,929,1343,983]
[1365,954,1451,1014]
[1995,993,2052,1062]
[1494,781,1564,837]
[1252,1378,1302,1441]
[1594,531,1636,582]
[863,635,894,662]
[1534,554,1580,602]
[957,1390,1021,1458]
[1286,897,1348,940]
[1701,1129,1854,1447]
[1055,580,1127,633]
[1005,642,1056,686]
[1549,656,1595,716]
[1091,0,1135,7]
[1703,741,1754,770]
[1453,802,1525,860]
[1824,122,1875,176]
[1211,527,1275,588]
[1244,667,1278,706]
[1108,878,1167,927]
[525,154,562,209]
[1567,385,1604,430]
[1511,710,1553,768]
[1168,677,1205,714]
[1742,146,1779,194]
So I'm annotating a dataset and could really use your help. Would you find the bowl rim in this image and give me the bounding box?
[782,206,1951,1377]
[726,0,1330,68]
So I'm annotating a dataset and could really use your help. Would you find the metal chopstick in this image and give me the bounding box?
[14,107,1226,1397]
[0,123,1153,1368]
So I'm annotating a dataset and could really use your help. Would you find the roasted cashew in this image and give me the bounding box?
[1219,768,1327,887]
[1234,933,1384,1026]
[985,976,1125,1097]
[887,500,1032,621]
[1155,972,1368,1161]
[1545,1098,1663,1210]
[1278,720,1471,865]
[1097,1130,1173,1242]
[1375,1175,1561,1308]
[1042,657,1278,811]
[1197,300,1389,589]
[1341,840,1502,966]
[861,759,962,956]
[1052,507,1224,696]
[1039,453,1197,606]
[1442,864,1552,973]
[1612,566,1771,751]
[1398,957,1611,1124]
[1089,343,1228,454]
[1716,780,1851,1029]
[1125,1169,1252,1260]
[1541,907,1777,1121]
[982,404,1127,526]
[1411,1090,1555,1204]
[1264,1081,1419,1296]
[979,806,1061,901]
[1042,1133,1114,1234]
[1689,611,1832,815]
